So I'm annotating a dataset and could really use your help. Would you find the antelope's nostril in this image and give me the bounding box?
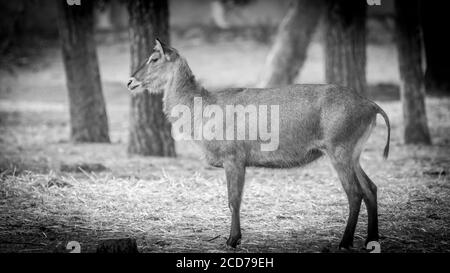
[127,79,133,87]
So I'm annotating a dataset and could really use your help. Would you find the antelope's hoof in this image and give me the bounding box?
[226,236,241,248]
[338,242,354,252]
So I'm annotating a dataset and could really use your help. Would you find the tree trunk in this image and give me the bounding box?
[395,0,431,144]
[56,0,110,142]
[420,1,450,94]
[110,0,128,31]
[127,0,176,156]
[324,0,367,96]
[258,0,325,88]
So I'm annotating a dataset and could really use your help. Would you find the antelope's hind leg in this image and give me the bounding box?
[325,111,380,250]
[355,164,379,245]
[352,118,379,246]
[327,150,363,250]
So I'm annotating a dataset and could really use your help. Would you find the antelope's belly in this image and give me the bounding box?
[201,140,324,169]
[247,148,323,168]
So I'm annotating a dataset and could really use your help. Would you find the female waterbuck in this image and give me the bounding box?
[127,40,390,250]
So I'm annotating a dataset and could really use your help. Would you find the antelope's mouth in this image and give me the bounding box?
[129,85,139,91]
[127,77,141,92]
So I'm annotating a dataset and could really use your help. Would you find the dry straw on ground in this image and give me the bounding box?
[1,98,449,253]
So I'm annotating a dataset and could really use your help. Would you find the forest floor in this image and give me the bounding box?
[0,37,449,253]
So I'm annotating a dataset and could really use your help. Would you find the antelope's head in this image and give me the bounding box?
[127,39,180,94]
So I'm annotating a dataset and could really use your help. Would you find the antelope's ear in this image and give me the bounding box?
[154,38,165,55]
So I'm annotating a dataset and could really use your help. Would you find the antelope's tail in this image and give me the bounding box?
[371,102,390,159]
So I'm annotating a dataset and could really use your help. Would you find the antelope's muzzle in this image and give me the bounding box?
[127,77,141,91]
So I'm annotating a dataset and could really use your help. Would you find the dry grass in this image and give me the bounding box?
[0,39,449,253]
[0,98,449,253]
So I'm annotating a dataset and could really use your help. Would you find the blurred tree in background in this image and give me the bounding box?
[0,1,25,55]
[420,1,450,95]
[258,0,325,87]
[395,0,431,144]
[324,0,367,96]
[260,0,432,144]
[127,0,176,156]
[258,0,367,95]
[55,0,110,143]
[4,0,437,148]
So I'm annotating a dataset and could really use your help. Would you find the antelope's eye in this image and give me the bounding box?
[147,52,160,64]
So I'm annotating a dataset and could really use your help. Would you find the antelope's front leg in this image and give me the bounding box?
[224,159,246,248]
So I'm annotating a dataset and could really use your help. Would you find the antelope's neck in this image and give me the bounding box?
[163,59,211,116]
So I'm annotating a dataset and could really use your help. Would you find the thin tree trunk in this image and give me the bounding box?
[395,0,431,144]
[127,0,176,156]
[56,0,110,142]
[420,1,450,94]
[259,0,325,88]
[324,0,367,96]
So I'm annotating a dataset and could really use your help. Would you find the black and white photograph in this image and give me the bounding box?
[0,0,449,262]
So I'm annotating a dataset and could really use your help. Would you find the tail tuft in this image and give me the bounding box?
[383,142,389,159]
